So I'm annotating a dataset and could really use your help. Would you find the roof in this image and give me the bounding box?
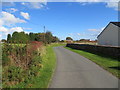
[97,22,120,38]
[111,22,120,27]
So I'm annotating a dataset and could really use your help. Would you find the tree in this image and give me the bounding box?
[45,31,53,44]
[66,37,73,40]
[60,40,64,42]
[52,36,60,43]
[7,31,59,44]
[29,32,36,41]
[1,39,7,43]
[12,31,19,42]
[7,34,12,43]
[12,31,29,43]
[38,33,45,42]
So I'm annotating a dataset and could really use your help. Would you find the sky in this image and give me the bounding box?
[0,1,119,40]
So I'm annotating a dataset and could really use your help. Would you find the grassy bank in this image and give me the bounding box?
[65,47,120,78]
[9,43,65,88]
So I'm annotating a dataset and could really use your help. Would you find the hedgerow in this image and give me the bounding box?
[2,41,43,88]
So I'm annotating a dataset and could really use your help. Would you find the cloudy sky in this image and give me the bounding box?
[0,0,119,40]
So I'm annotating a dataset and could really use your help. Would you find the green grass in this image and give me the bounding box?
[65,47,120,78]
[9,43,65,88]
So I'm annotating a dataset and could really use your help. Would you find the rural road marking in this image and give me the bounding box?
[49,46,118,88]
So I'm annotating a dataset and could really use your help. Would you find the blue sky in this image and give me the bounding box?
[0,2,118,40]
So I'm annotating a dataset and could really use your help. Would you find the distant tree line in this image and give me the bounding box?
[6,31,60,44]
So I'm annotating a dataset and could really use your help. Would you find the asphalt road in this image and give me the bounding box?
[49,46,119,88]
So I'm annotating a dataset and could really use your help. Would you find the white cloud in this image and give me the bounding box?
[76,0,119,10]
[24,31,30,34]
[0,19,3,27]
[23,28,32,30]
[0,26,30,39]
[0,11,29,39]
[106,2,118,10]
[6,8,18,13]
[3,0,119,10]
[68,27,104,40]
[0,11,26,26]
[88,29,100,32]
[0,26,23,34]
[87,27,105,39]
[20,12,30,20]
[0,26,10,36]
[10,27,24,32]
[21,2,26,5]
[10,8,18,12]
[21,2,47,9]
[0,26,8,32]
[30,2,44,9]
[88,27,105,32]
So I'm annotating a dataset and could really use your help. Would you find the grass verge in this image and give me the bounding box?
[65,47,120,78]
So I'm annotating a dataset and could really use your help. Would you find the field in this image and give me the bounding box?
[65,47,120,78]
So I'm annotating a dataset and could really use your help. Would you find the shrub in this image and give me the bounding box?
[2,53,10,65]
[2,41,43,87]
[2,66,23,86]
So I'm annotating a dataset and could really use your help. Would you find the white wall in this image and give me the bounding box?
[98,23,119,46]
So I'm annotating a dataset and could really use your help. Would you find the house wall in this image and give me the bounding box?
[98,23,119,46]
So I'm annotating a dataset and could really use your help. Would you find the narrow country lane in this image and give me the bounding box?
[49,46,118,88]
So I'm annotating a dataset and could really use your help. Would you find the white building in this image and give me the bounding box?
[97,22,120,46]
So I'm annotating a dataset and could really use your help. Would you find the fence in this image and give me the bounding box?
[66,44,120,59]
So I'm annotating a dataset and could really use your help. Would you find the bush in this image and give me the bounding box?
[2,42,43,87]
[8,66,23,81]
[29,56,42,76]
[2,53,10,65]
[2,66,23,87]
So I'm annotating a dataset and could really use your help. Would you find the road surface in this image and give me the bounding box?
[49,46,118,88]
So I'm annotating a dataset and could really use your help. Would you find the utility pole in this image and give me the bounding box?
[44,26,46,45]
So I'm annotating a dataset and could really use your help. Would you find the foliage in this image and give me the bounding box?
[52,36,59,43]
[45,31,53,44]
[7,34,12,43]
[2,41,43,87]
[11,32,29,43]
[60,40,65,42]
[66,37,73,40]
[29,32,36,41]
[6,31,60,44]
[1,39,7,43]
[8,43,65,88]
[2,52,10,66]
